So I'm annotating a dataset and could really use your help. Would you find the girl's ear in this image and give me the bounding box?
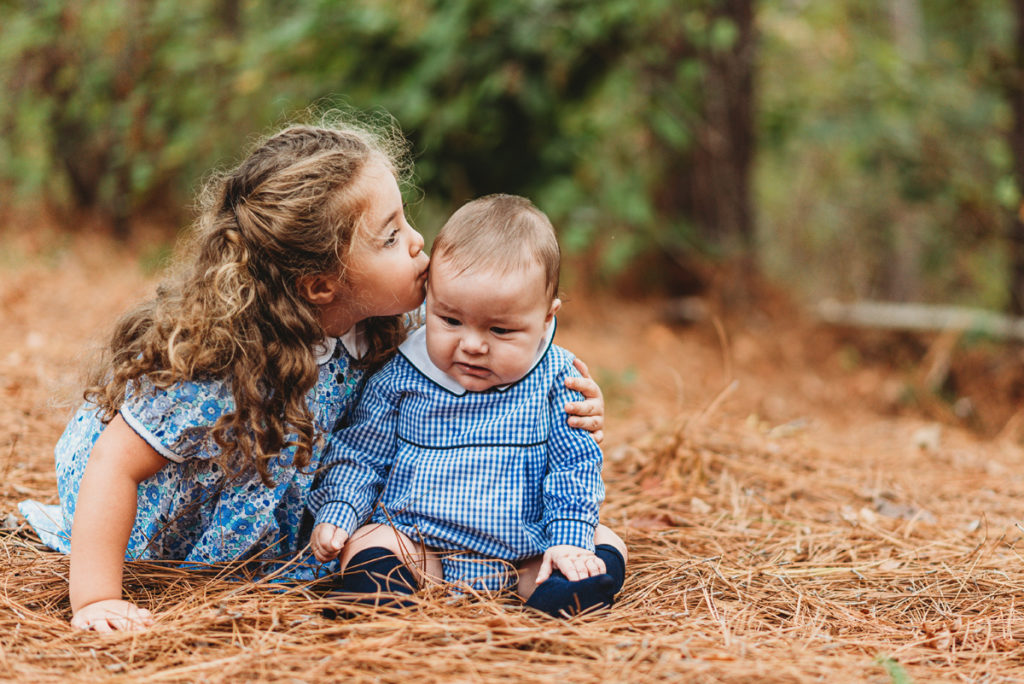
[298,274,342,305]
[545,298,562,323]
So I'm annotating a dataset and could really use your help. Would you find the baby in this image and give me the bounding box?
[308,194,626,615]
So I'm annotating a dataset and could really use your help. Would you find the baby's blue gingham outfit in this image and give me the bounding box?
[308,322,604,592]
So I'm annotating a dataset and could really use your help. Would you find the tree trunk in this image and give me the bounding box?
[1009,0,1024,315]
[656,0,756,253]
[882,0,925,302]
[219,0,241,34]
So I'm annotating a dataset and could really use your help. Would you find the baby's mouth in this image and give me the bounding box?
[456,362,489,376]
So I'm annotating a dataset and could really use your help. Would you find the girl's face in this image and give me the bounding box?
[316,159,429,336]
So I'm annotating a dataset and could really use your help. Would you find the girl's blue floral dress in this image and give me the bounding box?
[19,333,366,581]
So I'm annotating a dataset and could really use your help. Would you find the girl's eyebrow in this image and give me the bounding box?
[379,210,400,232]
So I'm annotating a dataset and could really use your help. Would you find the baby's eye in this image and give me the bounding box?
[383,229,399,247]
[490,327,513,335]
[443,317,461,327]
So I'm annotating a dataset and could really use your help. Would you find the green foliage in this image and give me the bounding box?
[757,0,1014,307]
[1,0,1020,306]
[0,0,727,279]
[282,0,726,274]
[876,656,914,684]
[1,1,286,224]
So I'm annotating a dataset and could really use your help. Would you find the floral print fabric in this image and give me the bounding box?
[22,337,364,580]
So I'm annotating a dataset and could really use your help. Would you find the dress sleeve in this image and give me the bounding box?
[542,357,605,551]
[119,376,234,463]
[404,302,426,331]
[307,367,400,535]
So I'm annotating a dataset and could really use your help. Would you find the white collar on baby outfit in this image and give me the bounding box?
[398,319,556,395]
[313,326,368,365]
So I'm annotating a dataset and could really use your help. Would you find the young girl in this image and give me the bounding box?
[19,122,605,632]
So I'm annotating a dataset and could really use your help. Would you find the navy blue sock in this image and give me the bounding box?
[525,545,626,617]
[329,547,417,613]
[595,544,626,594]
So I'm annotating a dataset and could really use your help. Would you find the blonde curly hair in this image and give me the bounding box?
[85,123,411,486]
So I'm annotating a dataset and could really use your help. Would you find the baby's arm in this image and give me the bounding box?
[540,357,606,580]
[563,358,605,443]
[307,377,400,562]
[69,415,167,631]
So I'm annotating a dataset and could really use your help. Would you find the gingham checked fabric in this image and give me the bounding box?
[308,324,604,563]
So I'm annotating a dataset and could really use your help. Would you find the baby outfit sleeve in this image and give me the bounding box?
[119,376,233,462]
[307,367,401,535]
[542,357,605,552]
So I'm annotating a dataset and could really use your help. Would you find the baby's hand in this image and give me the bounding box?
[311,522,349,562]
[536,545,606,584]
[71,599,154,632]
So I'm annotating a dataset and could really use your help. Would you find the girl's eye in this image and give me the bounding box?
[383,229,399,247]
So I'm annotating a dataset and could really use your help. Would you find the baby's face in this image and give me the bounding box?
[425,256,560,392]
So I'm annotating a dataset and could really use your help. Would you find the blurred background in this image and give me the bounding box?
[1,0,1023,312]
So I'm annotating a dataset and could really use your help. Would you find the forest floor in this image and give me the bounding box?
[3,228,1024,682]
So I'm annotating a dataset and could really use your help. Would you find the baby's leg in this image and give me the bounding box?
[518,525,627,598]
[341,523,443,581]
[335,524,442,606]
[518,524,627,616]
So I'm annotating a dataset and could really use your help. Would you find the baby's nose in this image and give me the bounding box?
[460,333,487,354]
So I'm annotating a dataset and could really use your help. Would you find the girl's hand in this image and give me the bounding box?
[71,599,154,632]
[535,545,606,584]
[564,358,605,444]
[312,522,349,562]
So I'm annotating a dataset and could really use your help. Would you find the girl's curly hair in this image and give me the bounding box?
[85,122,411,486]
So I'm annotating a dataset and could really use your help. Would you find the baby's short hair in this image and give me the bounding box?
[431,194,560,299]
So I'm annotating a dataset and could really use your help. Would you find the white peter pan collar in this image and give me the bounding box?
[313,326,368,365]
[398,319,556,395]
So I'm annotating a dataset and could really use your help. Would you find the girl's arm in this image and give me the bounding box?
[564,358,605,443]
[69,415,167,631]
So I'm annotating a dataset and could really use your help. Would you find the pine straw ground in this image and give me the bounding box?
[4,231,1024,682]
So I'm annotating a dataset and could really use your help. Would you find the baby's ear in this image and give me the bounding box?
[546,298,562,322]
[298,274,342,305]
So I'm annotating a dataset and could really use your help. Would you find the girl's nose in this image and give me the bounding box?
[409,227,425,255]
